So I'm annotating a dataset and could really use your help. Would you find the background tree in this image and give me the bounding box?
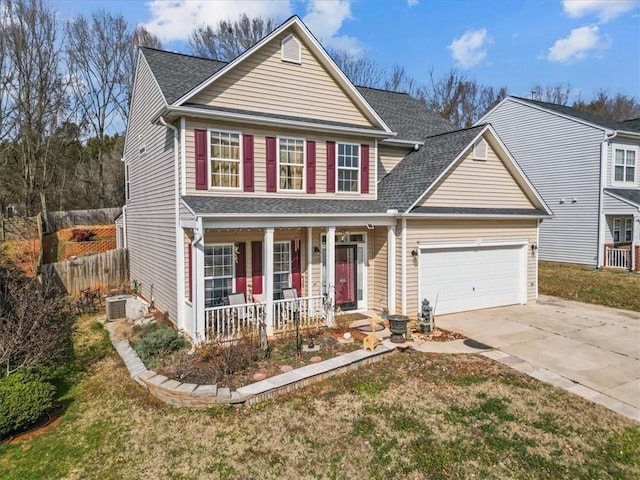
[188,14,279,61]
[66,10,130,208]
[572,90,640,122]
[328,49,386,89]
[530,83,571,105]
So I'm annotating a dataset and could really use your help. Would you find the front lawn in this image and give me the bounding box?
[539,261,640,312]
[1,314,638,479]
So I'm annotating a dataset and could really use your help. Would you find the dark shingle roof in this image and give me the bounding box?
[141,47,227,104]
[357,86,454,141]
[622,118,640,132]
[409,206,548,216]
[182,196,388,215]
[378,126,484,212]
[511,96,640,133]
[604,188,640,207]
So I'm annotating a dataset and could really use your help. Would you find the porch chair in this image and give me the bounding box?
[282,287,300,324]
[227,292,249,329]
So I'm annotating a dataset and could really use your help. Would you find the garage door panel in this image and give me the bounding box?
[420,245,525,315]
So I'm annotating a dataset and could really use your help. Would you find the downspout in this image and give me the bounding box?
[597,131,617,268]
[159,116,185,330]
[122,205,127,249]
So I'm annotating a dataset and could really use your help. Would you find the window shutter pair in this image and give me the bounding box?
[266,138,316,193]
[325,141,370,193]
[194,130,254,191]
[247,240,300,295]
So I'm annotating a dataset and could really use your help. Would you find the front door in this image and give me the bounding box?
[335,245,357,310]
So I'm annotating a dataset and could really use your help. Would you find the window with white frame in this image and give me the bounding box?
[273,242,291,299]
[204,244,234,307]
[210,130,241,188]
[614,147,636,184]
[337,143,359,192]
[613,218,633,243]
[278,137,305,190]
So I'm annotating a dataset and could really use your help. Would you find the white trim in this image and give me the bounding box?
[172,16,392,133]
[374,138,378,198]
[400,218,407,315]
[381,138,424,147]
[387,224,397,315]
[180,117,186,196]
[336,142,361,194]
[403,212,550,219]
[264,228,275,331]
[326,226,336,323]
[535,219,540,299]
[418,238,529,250]
[277,135,306,193]
[208,128,243,191]
[159,105,394,138]
[201,216,397,229]
[306,227,313,297]
[611,144,638,186]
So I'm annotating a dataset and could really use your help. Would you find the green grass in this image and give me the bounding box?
[539,261,640,311]
[0,315,638,479]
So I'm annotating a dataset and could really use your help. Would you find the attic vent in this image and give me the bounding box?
[281,34,301,64]
[473,138,488,160]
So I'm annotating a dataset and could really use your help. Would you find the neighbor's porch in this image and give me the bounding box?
[604,215,639,271]
[180,222,395,343]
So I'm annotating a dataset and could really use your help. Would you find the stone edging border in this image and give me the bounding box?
[105,322,397,408]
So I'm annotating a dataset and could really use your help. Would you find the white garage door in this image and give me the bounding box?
[419,244,526,315]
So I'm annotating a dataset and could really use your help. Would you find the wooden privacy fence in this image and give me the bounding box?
[41,248,129,297]
[45,207,122,233]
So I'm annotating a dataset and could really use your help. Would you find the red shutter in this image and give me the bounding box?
[361,144,370,194]
[306,140,316,194]
[251,241,263,295]
[266,136,277,192]
[187,243,192,302]
[326,141,336,193]
[235,242,246,294]
[291,240,301,294]
[243,135,254,192]
[195,129,208,190]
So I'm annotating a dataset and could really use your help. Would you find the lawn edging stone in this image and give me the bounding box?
[105,322,396,408]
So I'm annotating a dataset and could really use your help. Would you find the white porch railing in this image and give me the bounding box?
[202,295,328,343]
[273,295,327,332]
[606,247,630,269]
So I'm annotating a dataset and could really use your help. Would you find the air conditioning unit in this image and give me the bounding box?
[106,295,128,320]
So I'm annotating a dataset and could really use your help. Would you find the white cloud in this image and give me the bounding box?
[142,0,292,42]
[448,28,489,68]
[547,25,610,63]
[303,0,364,56]
[407,0,419,6]
[562,0,638,23]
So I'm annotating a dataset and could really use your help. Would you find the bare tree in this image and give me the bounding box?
[573,90,640,122]
[66,10,131,208]
[2,0,70,221]
[383,64,420,97]
[530,83,571,105]
[188,14,279,61]
[329,49,386,88]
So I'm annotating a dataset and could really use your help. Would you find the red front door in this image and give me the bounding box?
[335,245,357,310]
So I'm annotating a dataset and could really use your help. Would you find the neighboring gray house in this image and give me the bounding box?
[480,97,640,272]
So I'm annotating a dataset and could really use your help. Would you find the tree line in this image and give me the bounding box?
[1,1,638,224]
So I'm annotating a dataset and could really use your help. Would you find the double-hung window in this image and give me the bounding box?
[210,130,241,188]
[204,244,234,307]
[278,137,304,190]
[614,147,636,184]
[273,242,291,299]
[337,143,359,192]
[613,218,633,243]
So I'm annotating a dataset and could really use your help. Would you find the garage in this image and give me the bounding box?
[419,243,527,315]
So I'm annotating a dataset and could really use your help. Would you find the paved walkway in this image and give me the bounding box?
[432,295,640,422]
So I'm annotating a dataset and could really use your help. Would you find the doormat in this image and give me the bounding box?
[338,312,369,321]
[355,323,385,332]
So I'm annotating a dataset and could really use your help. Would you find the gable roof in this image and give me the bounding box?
[141,47,226,104]
[356,87,454,141]
[604,188,640,208]
[622,118,640,133]
[486,96,640,136]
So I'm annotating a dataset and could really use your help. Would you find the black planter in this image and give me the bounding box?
[388,314,409,343]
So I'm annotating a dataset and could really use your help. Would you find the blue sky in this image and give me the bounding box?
[52,0,640,101]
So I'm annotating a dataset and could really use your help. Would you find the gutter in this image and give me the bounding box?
[597,130,617,268]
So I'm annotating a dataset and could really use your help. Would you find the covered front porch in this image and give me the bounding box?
[179,217,396,343]
[604,214,640,271]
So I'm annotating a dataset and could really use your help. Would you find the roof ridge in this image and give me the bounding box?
[424,124,484,139]
[356,85,411,96]
[141,46,228,65]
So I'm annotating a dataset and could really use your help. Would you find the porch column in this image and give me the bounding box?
[264,227,275,333]
[387,224,397,314]
[306,227,313,297]
[400,218,407,315]
[326,226,336,325]
[194,218,205,342]
[633,213,640,272]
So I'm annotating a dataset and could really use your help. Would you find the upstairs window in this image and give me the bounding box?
[614,147,636,184]
[210,130,241,189]
[204,244,234,307]
[337,143,359,192]
[278,137,305,191]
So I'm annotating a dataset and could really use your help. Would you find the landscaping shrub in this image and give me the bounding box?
[133,323,188,366]
[0,372,55,438]
[70,228,96,242]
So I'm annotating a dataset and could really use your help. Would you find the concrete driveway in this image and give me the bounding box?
[436,295,640,421]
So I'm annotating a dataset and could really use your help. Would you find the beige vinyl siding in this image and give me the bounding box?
[191,32,372,127]
[372,227,388,311]
[124,55,178,322]
[378,145,410,178]
[403,219,538,317]
[420,140,535,209]
[184,119,376,199]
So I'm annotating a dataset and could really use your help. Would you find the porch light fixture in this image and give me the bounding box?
[411,249,418,257]
[313,246,320,254]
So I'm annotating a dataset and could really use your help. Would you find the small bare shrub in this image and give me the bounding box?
[70,228,96,242]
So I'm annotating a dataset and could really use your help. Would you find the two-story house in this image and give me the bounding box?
[480,97,640,272]
[123,16,551,342]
